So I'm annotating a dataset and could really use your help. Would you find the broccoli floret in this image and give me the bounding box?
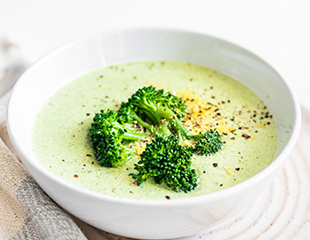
[190,129,223,156]
[127,86,187,122]
[119,85,188,140]
[89,109,147,167]
[129,134,198,193]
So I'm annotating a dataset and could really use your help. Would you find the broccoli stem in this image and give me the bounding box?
[157,105,189,141]
[111,122,146,141]
[130,112,157,135]
[156,121,172,136]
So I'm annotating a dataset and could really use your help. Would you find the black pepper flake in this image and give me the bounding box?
[242,133,251,140]
[165,196,171,200]
[203,171,206,173]
[86,113,90,116]
[235,168,240,171]
[62,159,65,162]
[213,163,218,167]
[220,184,223,187]
[86,154,92,157]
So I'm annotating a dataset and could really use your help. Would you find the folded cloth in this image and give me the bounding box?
[0,106,115,240]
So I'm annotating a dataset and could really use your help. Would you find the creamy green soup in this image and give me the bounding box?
[32,60,277,200]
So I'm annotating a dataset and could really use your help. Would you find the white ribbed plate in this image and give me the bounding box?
[101,106,309,240]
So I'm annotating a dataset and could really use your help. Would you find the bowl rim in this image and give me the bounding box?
[7,26,302,207]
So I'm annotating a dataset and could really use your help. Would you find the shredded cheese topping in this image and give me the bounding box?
[178,88,230,135]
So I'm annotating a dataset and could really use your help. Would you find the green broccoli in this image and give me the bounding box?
[118,85,189,141]
[89,109,147,167]
[129,134,198,193]
[119,85,223,155]
[189,129,223,156]
[89,86,223,194]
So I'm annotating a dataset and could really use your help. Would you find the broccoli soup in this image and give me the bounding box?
[32,60,278,200]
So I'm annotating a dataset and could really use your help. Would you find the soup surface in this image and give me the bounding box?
[32,60,277,200]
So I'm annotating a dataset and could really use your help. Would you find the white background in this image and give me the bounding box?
[1,0,310,106]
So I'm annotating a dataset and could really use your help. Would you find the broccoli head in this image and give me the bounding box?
[129,134,198,193]
[189,129,223,156]
[119,85,189,140]
[89,109,146,167]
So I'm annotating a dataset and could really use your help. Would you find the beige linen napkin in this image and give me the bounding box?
[0,106,114,240]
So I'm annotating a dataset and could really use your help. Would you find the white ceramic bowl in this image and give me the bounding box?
[7,28,301,239]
